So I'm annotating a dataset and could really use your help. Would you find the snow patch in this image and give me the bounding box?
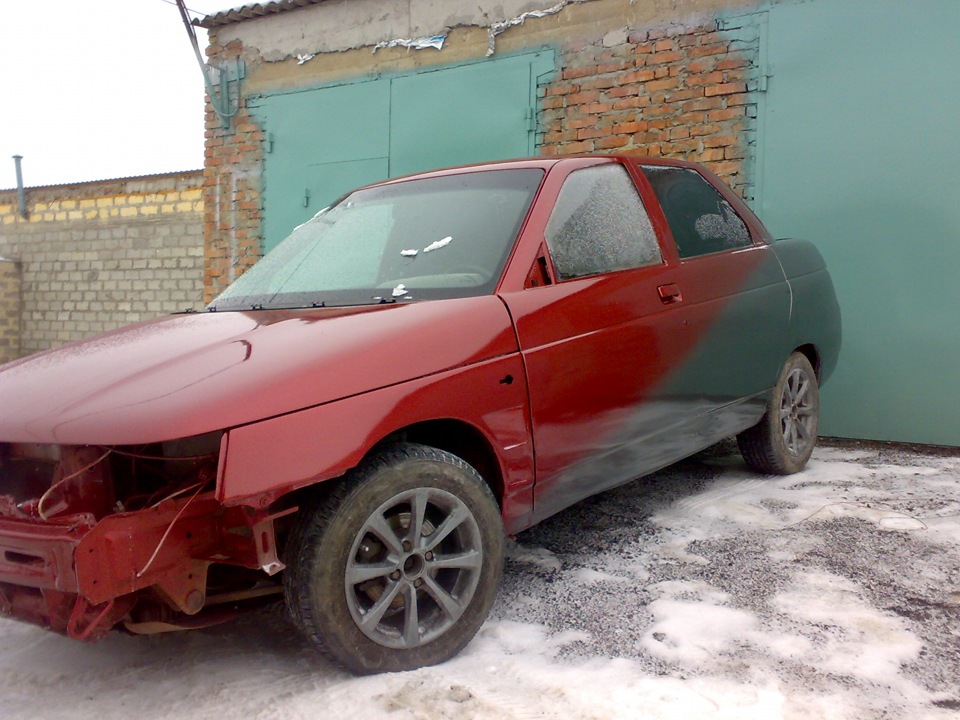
[505,540,562,571]
[422,236,452,253]
[642,581,758,665]
[569,567,630,584]
[772,571,925,686]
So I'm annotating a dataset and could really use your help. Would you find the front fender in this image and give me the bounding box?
[218,354,534,530]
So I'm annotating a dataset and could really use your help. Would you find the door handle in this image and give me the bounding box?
[657,283,682,303]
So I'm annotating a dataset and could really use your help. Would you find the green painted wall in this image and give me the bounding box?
[755,0,960,445]
[252,51,555,251]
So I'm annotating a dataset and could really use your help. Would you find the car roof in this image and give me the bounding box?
[362,155,704,190]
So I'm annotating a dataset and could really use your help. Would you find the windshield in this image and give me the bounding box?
[209,168,544,311]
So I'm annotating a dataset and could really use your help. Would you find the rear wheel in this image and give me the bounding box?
[738,352,820,474]
[283,443,503,674]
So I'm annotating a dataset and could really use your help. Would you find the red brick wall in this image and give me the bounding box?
[538,20,757,199]
[203,39,265,302]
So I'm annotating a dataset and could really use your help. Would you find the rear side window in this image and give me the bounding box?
[545,164,662,280]
[640,166,752,259]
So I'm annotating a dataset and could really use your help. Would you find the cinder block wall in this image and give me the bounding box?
[0,258,21,364]
[0,172,204,358]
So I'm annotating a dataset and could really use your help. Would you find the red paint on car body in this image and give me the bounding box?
[0,297,517,446]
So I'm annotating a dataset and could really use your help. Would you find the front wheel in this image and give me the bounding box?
[283,443,504,674]
[738,352,820,474]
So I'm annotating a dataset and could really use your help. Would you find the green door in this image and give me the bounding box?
[389,53,547,177]
[255,80,390,252]
[254,51,555,251]
[755,0,960,445]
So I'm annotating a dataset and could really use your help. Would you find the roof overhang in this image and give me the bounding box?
[197,0,326,29]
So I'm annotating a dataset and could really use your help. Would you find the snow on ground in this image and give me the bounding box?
[2,442,959,719]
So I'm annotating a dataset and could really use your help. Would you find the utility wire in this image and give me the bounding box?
[156,0,206,19]
[173,0,240,122]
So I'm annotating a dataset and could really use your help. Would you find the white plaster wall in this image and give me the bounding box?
[408,0,548,34]
[213,0,564,59]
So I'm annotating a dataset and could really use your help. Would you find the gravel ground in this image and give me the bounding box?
[495,440,960,716]
[1,440,958,719]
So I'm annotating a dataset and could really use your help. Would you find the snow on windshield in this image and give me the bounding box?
[423,236,453,253]
[209,169,543,311]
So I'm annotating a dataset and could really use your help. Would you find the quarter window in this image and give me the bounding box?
[640,166,752,259]
[545,164,663,280]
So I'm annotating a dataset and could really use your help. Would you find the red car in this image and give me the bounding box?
[0,156,840,673]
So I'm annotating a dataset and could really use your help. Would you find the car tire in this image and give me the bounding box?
[283,442,504,674]
[737,352,820,475]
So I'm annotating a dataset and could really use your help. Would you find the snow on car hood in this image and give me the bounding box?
[0,296,517,445]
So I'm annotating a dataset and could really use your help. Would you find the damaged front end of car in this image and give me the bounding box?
[0,432,291,640]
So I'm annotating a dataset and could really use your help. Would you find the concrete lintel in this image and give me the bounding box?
[213,0,583,60]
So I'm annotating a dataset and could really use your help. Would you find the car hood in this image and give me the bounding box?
[0,297,517,445]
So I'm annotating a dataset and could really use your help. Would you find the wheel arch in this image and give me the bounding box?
[271,417,506,519]
[794,343,822,381]
[375,419,506,508]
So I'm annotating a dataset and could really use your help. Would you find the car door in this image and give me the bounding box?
[499,159,701,525]
[636,162,793,436]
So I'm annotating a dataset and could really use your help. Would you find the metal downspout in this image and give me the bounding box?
[175,0,238,129]
[12,155,27,219]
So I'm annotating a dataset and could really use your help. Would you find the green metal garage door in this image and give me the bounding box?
[754,0,960,445]
[252,51,555,252]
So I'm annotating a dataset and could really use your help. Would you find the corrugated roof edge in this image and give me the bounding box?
[0,169,203,194]
[196,0,325,29]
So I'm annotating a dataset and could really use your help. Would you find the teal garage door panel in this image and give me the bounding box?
[758,0,960,444]
[302,158,389,208]
[390,53,549,178]
[253,52,555,252]
[256,81,390,251]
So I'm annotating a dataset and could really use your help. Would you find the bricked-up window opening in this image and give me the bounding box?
[545,165,662,281]
[641,166,752,259]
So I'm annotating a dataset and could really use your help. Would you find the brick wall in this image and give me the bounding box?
[539,19,758,200]
[203,41,264,302]
[0,172,204,358]
[0,259,21,364]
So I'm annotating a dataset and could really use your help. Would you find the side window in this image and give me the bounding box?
[545,164,663,280]
[640,166,752,259]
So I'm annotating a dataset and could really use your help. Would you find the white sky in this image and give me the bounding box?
[0,0,238,189]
